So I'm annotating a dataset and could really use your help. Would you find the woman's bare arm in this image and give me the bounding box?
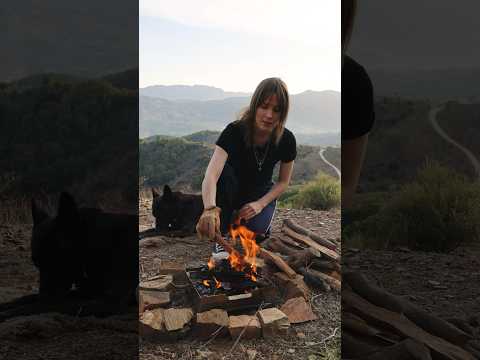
[342,134,369,208]
[201,146,228,209]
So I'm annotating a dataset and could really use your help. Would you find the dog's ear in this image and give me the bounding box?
[57,192,79,224]
[163,185,173,200]
[32,198,49,225]
[152,187,160,198]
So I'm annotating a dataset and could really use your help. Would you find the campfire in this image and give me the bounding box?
[139,219,342,341]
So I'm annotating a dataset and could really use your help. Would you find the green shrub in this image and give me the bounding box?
[286,173,340,210]
[348,161,480,251]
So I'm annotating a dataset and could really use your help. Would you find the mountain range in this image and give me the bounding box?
[139,85,340,145]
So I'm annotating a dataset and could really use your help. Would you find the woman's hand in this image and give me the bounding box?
[196,207,221,241]
[238,201,264,221]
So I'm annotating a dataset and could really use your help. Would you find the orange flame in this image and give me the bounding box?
[207,257,215,270]
[229,224,260,281]
[213,276,222,289]
[202,280,210,287]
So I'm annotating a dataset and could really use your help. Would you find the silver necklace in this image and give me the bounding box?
[253,138,271,172]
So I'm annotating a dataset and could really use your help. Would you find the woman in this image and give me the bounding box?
[196,78,296,260]
[342,0,375,210]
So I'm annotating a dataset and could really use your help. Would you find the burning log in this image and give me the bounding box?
[282,226,340,262]
[283,219,337,250]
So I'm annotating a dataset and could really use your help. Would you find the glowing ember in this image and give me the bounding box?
[207,257,215,270]
[202,280,210,287]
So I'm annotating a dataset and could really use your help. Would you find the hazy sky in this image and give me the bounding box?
[140,0,340,93]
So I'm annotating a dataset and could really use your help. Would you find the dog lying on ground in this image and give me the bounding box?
[151,185,203,237]
[0,192,138,321]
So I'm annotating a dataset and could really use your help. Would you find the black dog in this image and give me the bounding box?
[151,185,203,237]
[0,192,138,321]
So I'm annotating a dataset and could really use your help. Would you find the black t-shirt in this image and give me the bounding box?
[216,121,296,198]
[342,55,375,140]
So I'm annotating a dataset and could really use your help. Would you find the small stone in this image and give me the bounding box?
[297,332,306,339]
[288,349,295,354]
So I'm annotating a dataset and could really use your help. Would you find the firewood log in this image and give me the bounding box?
[353,339,432,360]
[344,272,473,347]
[307,268,341,292]
[258,248,297,279]
[298,267,330,292]
[342,289,476,360]
[342,331,380,358]
[283,226,339,262]
[310,258,341,273]
[283,219,337,250]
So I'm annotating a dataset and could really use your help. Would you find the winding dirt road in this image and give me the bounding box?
[429,104,480,179]
[319,148,341,179]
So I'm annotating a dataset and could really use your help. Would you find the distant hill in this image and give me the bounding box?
[140,133,340,192]
[140,84,249,101]
[357,97,477,193]
[139,89,340,140]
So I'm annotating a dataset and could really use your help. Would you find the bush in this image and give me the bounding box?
[285,173,340,210]
[347,161,480,251]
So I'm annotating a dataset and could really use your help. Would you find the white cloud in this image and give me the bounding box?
[140,0,339,48]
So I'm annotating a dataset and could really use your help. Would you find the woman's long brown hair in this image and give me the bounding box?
[237,77,290,147]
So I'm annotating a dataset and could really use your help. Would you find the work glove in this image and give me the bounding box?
[196,206,221,241]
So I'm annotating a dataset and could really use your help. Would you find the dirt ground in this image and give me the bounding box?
[0,223,139,360]
[139,195,341,360]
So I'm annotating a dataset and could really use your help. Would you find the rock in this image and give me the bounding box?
[139,274,173,291]
[257,308,290,338]
[157,261,187,282]
[163,308,194,331]
[139,308,165,337]
[228,315,262,340]
[193,309,229,339]
[273,272,310,300]
[139,290,170,312]
[280,297,318,324]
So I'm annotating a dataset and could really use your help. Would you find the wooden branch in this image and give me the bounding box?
[283,219,337,250]
[258,248,297,279]
[298,268,330,292]
[283,226,339,262]
[311,258,341,273]
[343,289,476,360]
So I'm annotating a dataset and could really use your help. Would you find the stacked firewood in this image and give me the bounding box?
[342,271,480,359]
[261,219,341,292]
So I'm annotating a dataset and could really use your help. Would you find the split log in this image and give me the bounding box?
[283,219,337,250]
[344,272,472,347]
[276,234,306,249]
[342,289,476,360]
[298,268,330,292]
[353,339,432,360]
[342,331,384,358]
[307,268,341,292]
[310,258,341,273]
[343,312,400,344]
[258,248,297,279]
[283,226,339,262]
